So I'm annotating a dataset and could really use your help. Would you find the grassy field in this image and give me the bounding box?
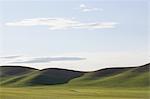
[0,86,149,99]
[0,64,149,99]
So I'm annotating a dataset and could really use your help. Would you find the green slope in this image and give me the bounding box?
[0,63,149,87]
[68,63,150,88]
[24,68,84,86]
[0,66,38,86]
[0,66,38,77]
[0,67,84,86]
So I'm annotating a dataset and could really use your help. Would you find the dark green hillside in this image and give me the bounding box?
[0,63,149,87]
[0,67,84,86]
[18,68,84,86]
[0,66,38,77]
[69,63,150,87]
[0,66,38,86]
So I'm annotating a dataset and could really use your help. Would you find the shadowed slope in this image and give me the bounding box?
[24,68,84,86]
[0,66,38,77]
[0,67,84,86]
[0,63,149,87]
[69,63,150,87]
[0,66,38,86]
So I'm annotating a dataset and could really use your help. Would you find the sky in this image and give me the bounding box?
[0,0,149,71]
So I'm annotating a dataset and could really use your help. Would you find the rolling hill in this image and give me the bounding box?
[0,66,84,86]
[69,63,150,87]
[0,63,149,87]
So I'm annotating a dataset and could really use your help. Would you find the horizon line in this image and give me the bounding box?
[0,62,149,72]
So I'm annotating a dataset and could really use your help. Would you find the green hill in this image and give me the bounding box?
[0,66,84,86]
[69,63,150,87]
[0,63,149,87]
[0,66,38,77]
[0,66,38,86]
[17,68,84,86]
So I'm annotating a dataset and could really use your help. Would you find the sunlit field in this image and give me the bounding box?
[0,86,149,99]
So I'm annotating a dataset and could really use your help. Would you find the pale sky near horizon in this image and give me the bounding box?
[0,0,149,71]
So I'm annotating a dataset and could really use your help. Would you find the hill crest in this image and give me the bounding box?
[0,63,149,87]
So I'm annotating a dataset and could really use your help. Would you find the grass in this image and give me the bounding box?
[68,69,150,87]
[0,64,149,99]
[0,86,149,99]
[0,64,149,87]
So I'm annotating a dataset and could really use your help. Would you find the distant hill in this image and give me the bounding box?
[0,66,38,77]
[0,63,149,87]
[0,66,84,86]
[69,63,150,87]
[0,66,38,86]
[18,68,84,86]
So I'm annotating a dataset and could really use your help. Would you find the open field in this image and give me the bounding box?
[0,64,149,99]
[0,86,149,99]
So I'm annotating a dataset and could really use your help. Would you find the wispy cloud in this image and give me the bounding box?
[0,55,21,59]
[79,4,103,12]
[11,57,86,64]
[5,18,118,30]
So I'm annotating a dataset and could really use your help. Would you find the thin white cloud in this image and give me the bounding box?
[0,55,21,59]
[10,57,86,64]
[1,52,149,71]
[5,18,117,30]
[79,4,103,12]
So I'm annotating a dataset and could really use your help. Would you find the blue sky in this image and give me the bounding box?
[0,0,149,71]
